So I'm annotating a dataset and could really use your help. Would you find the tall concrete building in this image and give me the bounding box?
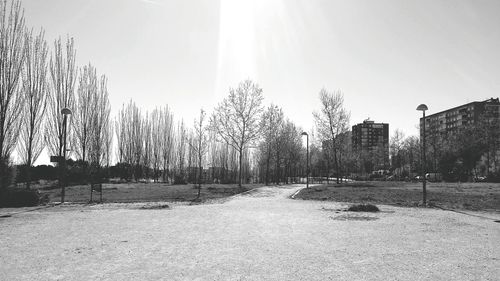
[420,98,500,138]
[420,98,500,177]
[352,119,389,170]
[352,120,389,152]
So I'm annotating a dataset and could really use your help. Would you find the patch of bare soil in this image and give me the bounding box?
[138,204,170,210]
[330,214,379,221]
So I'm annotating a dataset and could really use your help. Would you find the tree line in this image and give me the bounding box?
[0,0,112,189]
[2,0,499,194]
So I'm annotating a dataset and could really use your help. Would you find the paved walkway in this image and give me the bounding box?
[1,185,499,280]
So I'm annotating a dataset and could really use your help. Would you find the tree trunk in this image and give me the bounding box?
[26,140,33,190]
[275,150,280,185]
[238,148,243,188]
[334,148,340,184]
[338,150,343,183]
[198,156,202,191]
[197,156,202,199]
[326,155,330,185]
[265,145,270,185]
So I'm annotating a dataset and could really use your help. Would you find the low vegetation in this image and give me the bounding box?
[35,182,261,204]
[0,188,40,207]
[347,204,380,212]
[294,181,500,211]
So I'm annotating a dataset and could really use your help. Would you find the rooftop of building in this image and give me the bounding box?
[353,119,389,126]
[423,98,499,119]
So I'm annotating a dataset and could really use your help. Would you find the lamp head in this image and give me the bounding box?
[301,132,308,136]
[416,104,428,112]
[61,108,72,115]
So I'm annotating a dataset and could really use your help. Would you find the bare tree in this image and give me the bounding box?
[186,131,194,181]
[17,28,48,189]
[189,109,209,198]
[210,80,264,188]
[390,129,405,178]
[281,120,303,183]
[208,131,227,183]
[115,112,125,164]
[131,102,143,180]
[89,75,111,182]
[313,89,350,183]
[150,108,162,182]
[175,120,187,183]
[160,105,174,183]
[260,104,283,185]
[115,100,142,180]
[45,36,77,158]
[103,116,113,176]
[142,112,152,180]
[0,0,26,183]
[73,63,97,164]
[402,135,421,177]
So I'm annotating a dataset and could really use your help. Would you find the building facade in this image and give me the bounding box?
[352,120,389,171]
[420,98,500,137]
[420,98,500,177]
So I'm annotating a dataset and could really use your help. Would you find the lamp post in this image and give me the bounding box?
[416,104,428,206]
[60,107,72,203]
[301,132,309,189]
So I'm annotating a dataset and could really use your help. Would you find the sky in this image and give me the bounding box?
[20,0,500,164]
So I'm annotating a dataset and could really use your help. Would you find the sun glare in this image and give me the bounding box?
[215,0,284,96]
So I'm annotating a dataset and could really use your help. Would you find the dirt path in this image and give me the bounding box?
[1,185,499,281]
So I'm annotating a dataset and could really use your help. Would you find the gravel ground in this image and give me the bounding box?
[1,184,499,281]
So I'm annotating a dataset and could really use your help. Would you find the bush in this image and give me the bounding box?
[16,164,59,184]
[0,158,16,190]
[0,188,40,207]
[486,173,500,183]
[173,174,186,185]
[347,204,380,212]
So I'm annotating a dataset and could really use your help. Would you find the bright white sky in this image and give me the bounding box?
[22,0,500,164]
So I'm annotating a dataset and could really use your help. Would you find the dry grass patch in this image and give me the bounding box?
[35,183,262,204]
[295,181,500,211]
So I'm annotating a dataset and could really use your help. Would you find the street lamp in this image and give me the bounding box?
[301,132,309,189]
[416,104,428,206]
[60,107,72,203]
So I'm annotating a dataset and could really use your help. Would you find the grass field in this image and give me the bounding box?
[37,182,261,204]
[294,181,500,212]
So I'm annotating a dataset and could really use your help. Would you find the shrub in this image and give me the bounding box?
[0,158,16,190]
[347,204,380,212]
[173,174,186,185]
[486,173,500,183]
[0,188,40,207]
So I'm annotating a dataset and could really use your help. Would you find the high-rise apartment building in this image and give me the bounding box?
[420,98,500,138]
[352,120,389,152]
[352,120,389,170]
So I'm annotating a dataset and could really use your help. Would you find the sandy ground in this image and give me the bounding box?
[1,185,499,281]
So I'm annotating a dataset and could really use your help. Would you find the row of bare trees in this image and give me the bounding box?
[72,63,112,181]
[113,80,267,189]
[115,102,175,183]
[0,0,375,190]
[110,79,316,190]
[256,104,304,185]
[0,0,27,188]
[0,0,112,189]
